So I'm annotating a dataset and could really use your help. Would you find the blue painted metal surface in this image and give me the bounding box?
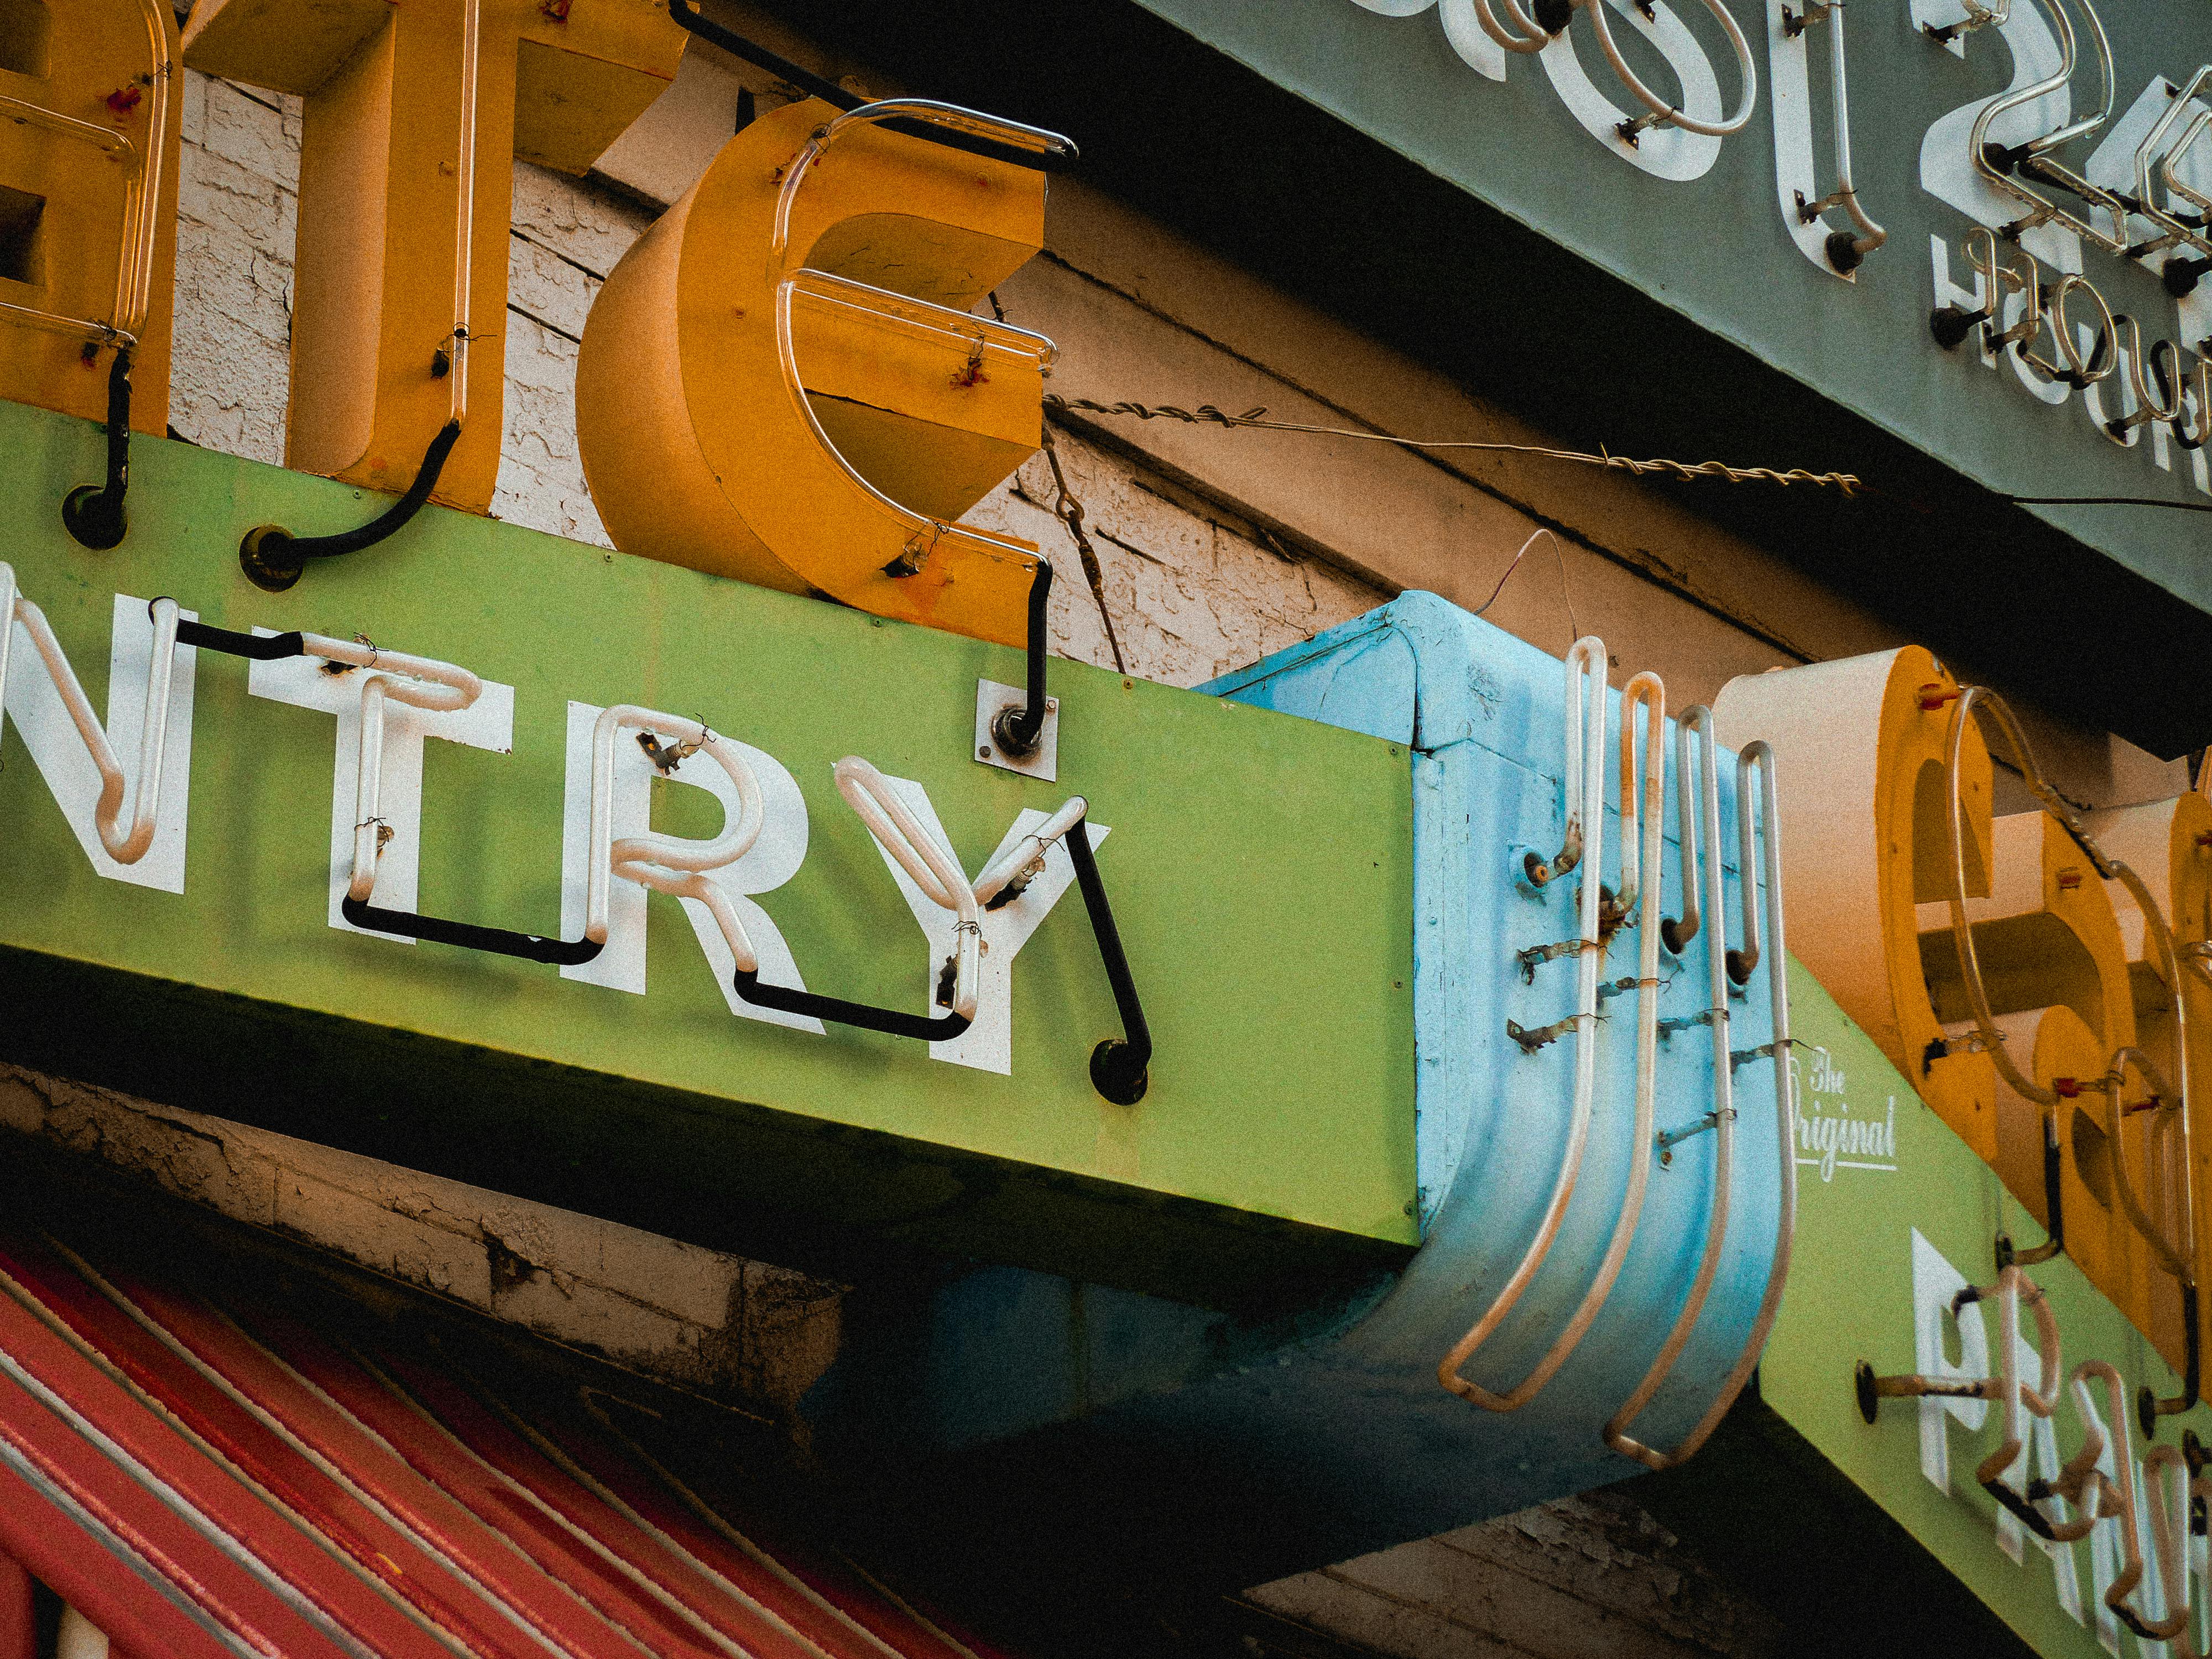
[812,593,1789,1577]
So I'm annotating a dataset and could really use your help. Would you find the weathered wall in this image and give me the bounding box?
[0,1063,842,1428]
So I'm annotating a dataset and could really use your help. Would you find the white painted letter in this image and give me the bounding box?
[558,703,820,1033]
[249,648,512,936]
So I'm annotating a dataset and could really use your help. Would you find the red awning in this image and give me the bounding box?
[0,1223,1001,1659]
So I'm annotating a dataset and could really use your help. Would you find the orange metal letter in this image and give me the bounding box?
[576,96,1067,648]
[180,0,682,513]
[0,0,181,429]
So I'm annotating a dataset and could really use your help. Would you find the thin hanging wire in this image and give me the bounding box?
[1037,423,1128,674]
[1473,526,1580,648]
[986,290,1129,672]
[1045,396,1864,493]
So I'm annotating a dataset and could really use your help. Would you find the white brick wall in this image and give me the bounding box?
[169,74,295,460]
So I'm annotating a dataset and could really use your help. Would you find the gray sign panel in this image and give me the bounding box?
[1133,0,2212,618]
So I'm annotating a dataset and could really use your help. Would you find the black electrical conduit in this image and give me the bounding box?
[1066,817,1152,1104]
[173,596,1146,1097]
[237,418,465,593]
[61,347,134,551]
[664,0,1068,173]
[169,613,603,968]
[732,969,971,1045]
[990,560,1053,761]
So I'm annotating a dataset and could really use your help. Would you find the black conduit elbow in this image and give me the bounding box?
[990,560,1055,759]
[241,419,463,592]
[62,347,134,551]
[662,0,1069,172]
[1066,817,1151,1105]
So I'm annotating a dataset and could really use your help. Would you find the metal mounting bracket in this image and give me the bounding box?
[974,679,1058,780]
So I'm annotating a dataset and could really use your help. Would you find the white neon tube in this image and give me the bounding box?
[0,0,166,352]
[571,705,769,967]
[1440,635,1611,1410]
[337,645,486,905]
[1608,737,1797,1468]
[1975,1268,2065,1502]
[2141,1440,2210,1648]
[0,567,181,867]
[593,707,767,971]
[301,632,771,972]
[1941,686,2199,1345]
[1605,711,1732,1463]
[1822,6,1886,254]
[1467,0,1555,53]
[834,757,982,1023]
[1590,0,1759,139]
[973,796,1088,910]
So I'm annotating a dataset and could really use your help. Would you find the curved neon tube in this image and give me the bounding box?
[2096,1048,2191,1281]
[1587,0,1759,139]
[762,99,1072,594]
[2129,68,2212,257]
[2141,1441,2211,1648]
[1608,737,1796,1468]
[1440,636,1611,1410]
[1467,0,1555,53]
[2101,319,2185,445]
[1966,0,2127,251]
[834,757,982,1023]
[585,706,769,968]
[1940,690,2200,1396]
[973,796,1089,910]
[0,0,168,349]
[0,567,181,867]
[1971,1269,2066,1518]
[1940,691,2069,1112]
[292,633,770,971]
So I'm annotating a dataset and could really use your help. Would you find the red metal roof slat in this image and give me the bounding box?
[0,1240,562,1659]
[242,1311,740,1659]
[534,1402,997,1659]
[0,1556,31,1659]
[0,1217,1014,1659]
[0,1251,463,1659]
[0,1452,241,1659]
[98,1272,655,1659]
[0,1359,352,1659]
[378,1353,849,1659]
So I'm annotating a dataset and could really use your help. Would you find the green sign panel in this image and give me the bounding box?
[0,401,1416,1305]
[1131,0,2212,620]
[1762,961,2205,1658]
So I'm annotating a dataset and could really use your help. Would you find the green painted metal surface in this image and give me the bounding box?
[0,401,1417,1299]
[1764,960,2205,1657]
[1129,0,2212,619]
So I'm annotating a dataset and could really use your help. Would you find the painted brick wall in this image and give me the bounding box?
[161,69,1383,688]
